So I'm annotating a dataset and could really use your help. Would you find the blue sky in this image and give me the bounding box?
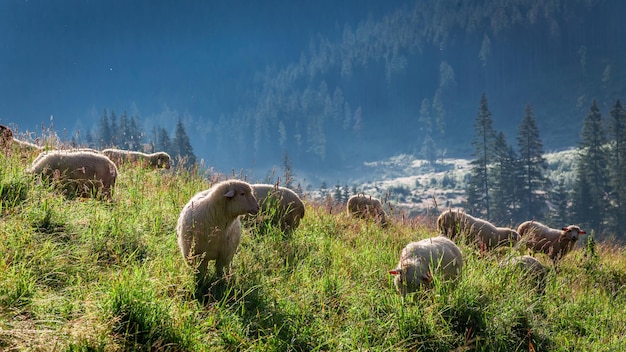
[0,0,394,134]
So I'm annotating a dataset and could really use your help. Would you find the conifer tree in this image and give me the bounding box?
[157,127,173,157]
[127,115,143,151]
[418,98,437,165]
[109,110,118,147]
[548,177,570,226]
[517,104,549,220]
[608,99,626,238]
[572,99,609,233]
[98,109,111,148]
[466,93,496,218]
[282,151,294,189]
[118,110,129,149]
[173,118,197,168]
[490,132,520,223]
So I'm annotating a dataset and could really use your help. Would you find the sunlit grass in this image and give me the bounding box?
[0,151,624,351]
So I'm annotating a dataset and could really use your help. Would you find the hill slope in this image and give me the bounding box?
[0,150,624,351]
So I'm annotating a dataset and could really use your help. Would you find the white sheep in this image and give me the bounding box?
[436,209,520,250]
[0,124,44,160]
[517,221,586,264]
[389,236,463,296]
[102,148,171,169]
[26,150,118,200]
[346,194,388,227]
[176,180,260,289]
[250,183,305,234]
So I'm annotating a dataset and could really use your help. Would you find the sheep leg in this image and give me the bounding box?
[195,256,210,289]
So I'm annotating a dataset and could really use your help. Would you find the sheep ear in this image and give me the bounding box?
[561,227,569,231]
[389,269,402,276]
[579,230,586,235]
[224,189,236,198]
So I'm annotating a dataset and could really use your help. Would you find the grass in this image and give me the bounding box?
[1,151,625,351]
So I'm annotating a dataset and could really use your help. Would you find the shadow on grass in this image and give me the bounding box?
[196,273,321,351]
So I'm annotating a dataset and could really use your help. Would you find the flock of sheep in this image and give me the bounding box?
[2,123,587,299]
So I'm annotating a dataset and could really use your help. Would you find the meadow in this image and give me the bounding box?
[0,151,625,351]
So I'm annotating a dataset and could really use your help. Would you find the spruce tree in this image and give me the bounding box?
[517,104,549,220]
[572,99,609,233]
[466,93,496,218]
[282,151,294,189]
[118,110,129,149]
[173,118,197,168]
[608,99,626,238]
[549,177,570,226]
[490,132,520,223]
[98,109,111,148]
[157,127,173,157]
[128,115,143,151]
[109,110,119,147]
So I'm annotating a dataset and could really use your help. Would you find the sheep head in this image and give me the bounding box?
[224,182,260,216]
[561,225,586,242]
[389,263,433,295]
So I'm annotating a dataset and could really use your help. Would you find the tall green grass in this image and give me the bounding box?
[0,151,624,351]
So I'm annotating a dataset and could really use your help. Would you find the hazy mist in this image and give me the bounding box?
[2,0,625,183]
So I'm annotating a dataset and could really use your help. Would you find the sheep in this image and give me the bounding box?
[499,255,550,293]
[176,180,260,290]
[436,209,520,250]
[0,124,44,160]
[517,220,586,264]
[249,183,305,234]
[26,149,117,200]
[102,148,171,169]
[389,235,463,296]
[346,194,388,227]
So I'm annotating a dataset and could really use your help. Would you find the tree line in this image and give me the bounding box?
[72,109,197,168]
[465,93,626,240]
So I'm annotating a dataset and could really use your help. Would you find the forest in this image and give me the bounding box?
[464,94,626,241]
[167,0,624,174]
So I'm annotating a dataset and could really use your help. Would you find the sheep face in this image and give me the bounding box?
[0,124,13,147]
[389,263,432,295]
[224,183,260,216]
[155,153,171,169]
[561,225,586,242]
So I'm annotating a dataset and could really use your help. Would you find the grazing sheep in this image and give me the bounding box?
[436,209,520,250]
[26,150,117,200]
[517,221,586,264]
[0,124,44,160]
[389,236,463,296]
[176,180,260,289]
[249,183,305,234]
[499,255,549,292]
[102,148,171,169]
[347,194,388,227]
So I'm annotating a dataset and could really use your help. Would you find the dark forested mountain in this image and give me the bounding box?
[1,0,625,180]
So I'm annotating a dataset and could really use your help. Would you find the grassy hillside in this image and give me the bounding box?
[1,152,625,351]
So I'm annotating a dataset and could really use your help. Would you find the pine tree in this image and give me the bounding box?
[173,118,197,168]
[490,132,520,223]
[127,115,143,151]
[157,127,173,157]
[417,98,437,165]
[572,99,609,233]
[282,151,294,189]
[467,93,496,218]
[118,110,129,149]
[608,99,626,239]
[109,110,119,147]
[517,104,549,220]
[548,177,570,226]
[98,109,111,148]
